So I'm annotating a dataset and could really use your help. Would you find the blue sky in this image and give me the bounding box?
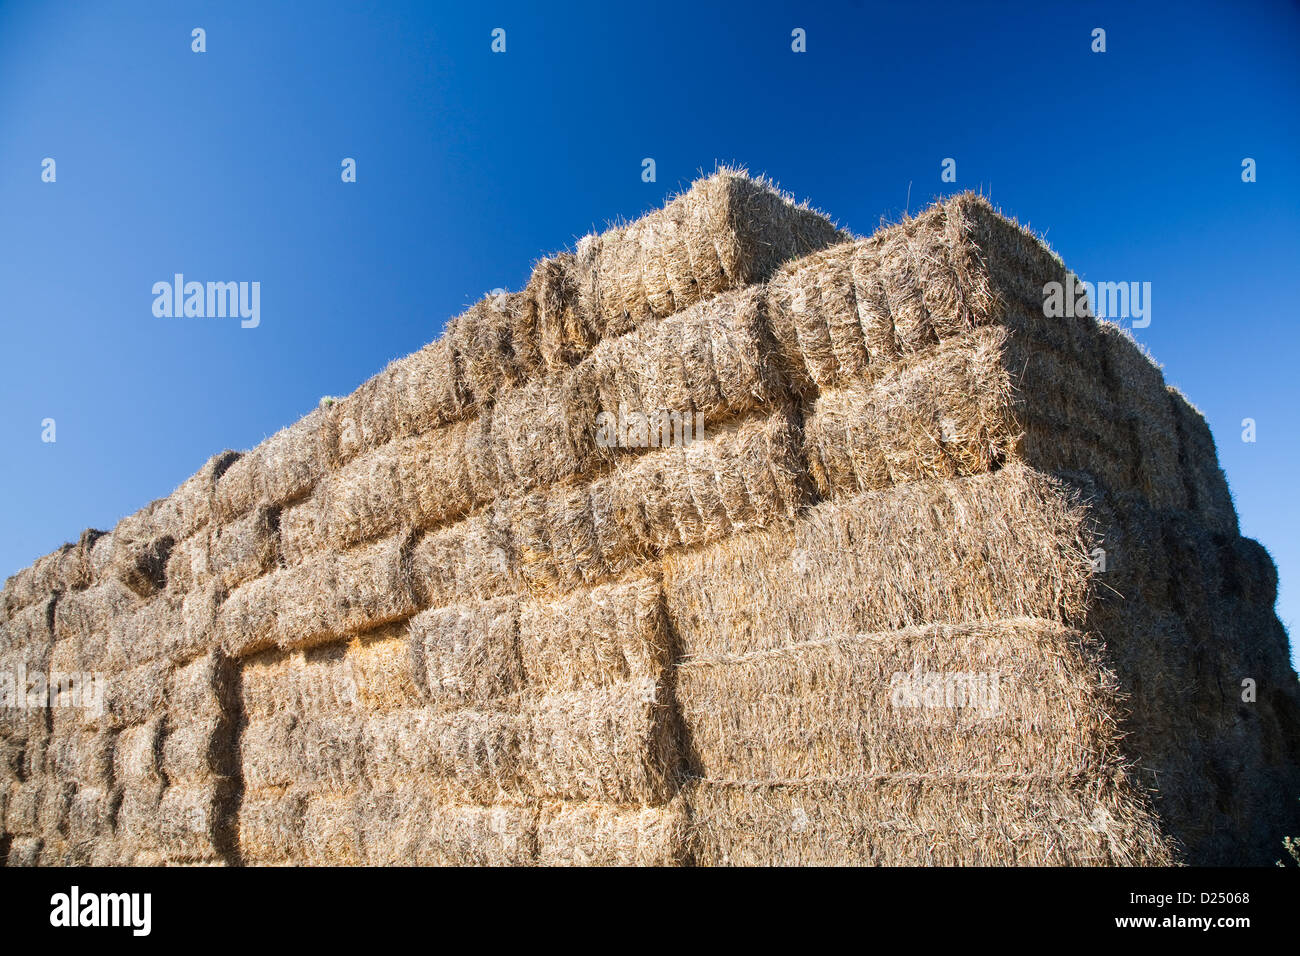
[1,1,1296,663]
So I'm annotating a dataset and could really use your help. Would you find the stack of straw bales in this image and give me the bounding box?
[3,169,1297,866]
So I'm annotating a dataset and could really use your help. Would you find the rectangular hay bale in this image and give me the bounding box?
[663,465,1095,659]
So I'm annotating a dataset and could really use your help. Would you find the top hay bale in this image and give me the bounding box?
[565,167,845,356]
[765,191,1092,395]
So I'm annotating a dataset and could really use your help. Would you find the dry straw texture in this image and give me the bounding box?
[4,178,1297,867]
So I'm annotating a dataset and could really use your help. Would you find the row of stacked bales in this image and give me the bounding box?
[3,170,1297,865]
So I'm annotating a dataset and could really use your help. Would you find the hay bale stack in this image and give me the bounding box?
[569,168,844,346]
[4,180,1297,867]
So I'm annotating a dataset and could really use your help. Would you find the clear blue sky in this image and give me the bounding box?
[1,1,1296,663]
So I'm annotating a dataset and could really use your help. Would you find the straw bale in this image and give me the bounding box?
[240,645,360,722]
[102,658,170,729]
[518,575,668,691]
[115,781,164,853]
[240,713,299,791]
[176,582,222,661]
[665,466,1094,659]
[397,420,481,528]
[396,335,475,432]
[288,710,367,793]
[0,737,19,780]
[410,511,516,608]
[219,529,419,657]
[168,649,233,720]
[311,532,420,644]
[535,252,599,372]
[489,378,601,493]
[335,371,393,467]
[0,721,48,786]
[209,504,279,591]
[86,531,116,586]
[360,706,522,800]
[766,225,942,389]
[801,326,1146,502]
[301,789,362,865]
[555,169,840,370]
[4,780,43,836]
[160,717,228,785]
[260,406,334,504]
[1094,323,1185,511]
[520,681,678,804]
[512,410,805,594]
[694,169,841,305]
[49,580,136,672]
[49,728,115,787]
[333,337,472,469]
[618,408,806,546]
[1,596,53,655]
[507,487,609,596]
[215,409,332,523]
[346,626,423,711]
[157,780,236,861]
[36,776,72,839]
[1227,534,1279,609]
[278,491,328,566]
[38,839,73,869]
[678,618,1129,782]
[104,592,189,670]
[323,440,412,552]
[409,598,524,709]
[164,531,211,594]
[46,646,106,732]
[323,420,482,551]
[0,655,53,751]
[448,297,529,404]
[766,248,867,392]
[2,550,65,619]
[686,775,1173,866]
[238,787,306,864]
[766,193,1111,393]
[1029,481,1299,865]
[66,785,116,853]
[238,647,294,720]
[1167,387,1237,535]
[803,329,1015,497]
[358,783,538,866]
[863,222,936,354]
[937,194,1083,351]
[6,836,42,866]
[114,717,164,786]
[582,284,778,429]
[359,681,676,804]
[1007,339,1134,492]
[49,529,105,594]
[495,289,541,376]
[110,510,175,599]
[536,799,685,866]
